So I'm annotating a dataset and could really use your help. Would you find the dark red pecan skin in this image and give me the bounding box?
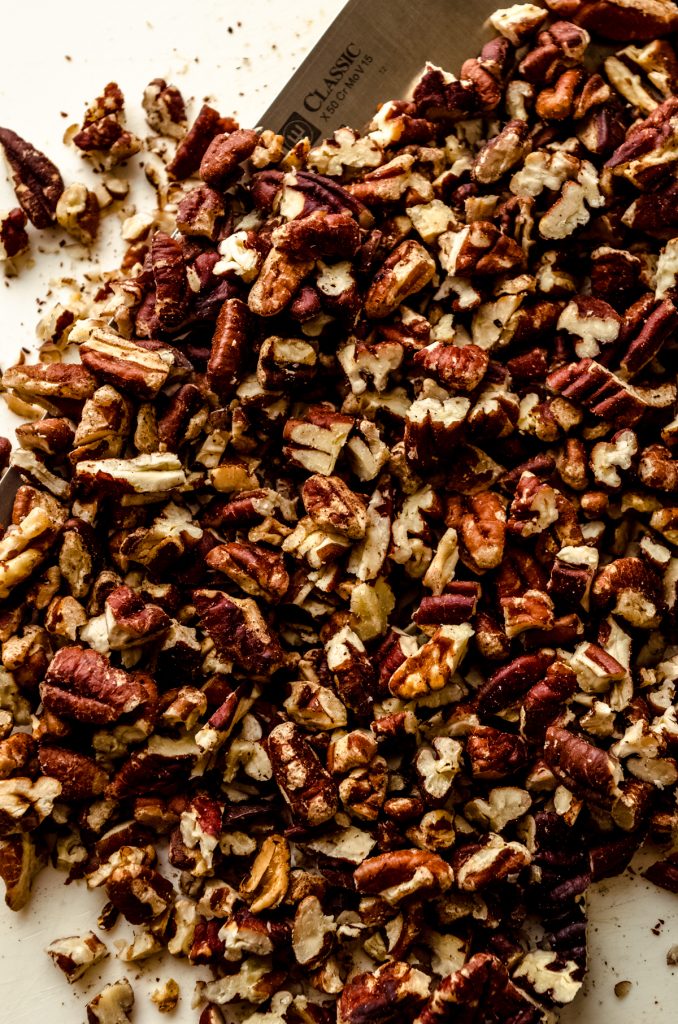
[200,129,259,190]
[413,344,490,394]
[105,585,171,642]
[521,662,578,743]
[476,652,555,715]
[291,170,368,222]
[273,210,361,260]
[589,833,642,882]
[416,952,541,1024]
[207,297,250,398]
[251,169,284,211]
[266,721,338,828]
[38,744,108,800]
[105,863,175,924]
[0,127,64,228]
[196,592,284,676]
[41,647,156,725]
[157,383,204,449]
[151,231,189,329]
[547,0,678,40]
[0,207,28,257]
[547,358,645,426]
[167,104,237,180]
[621,298,678,376]
[643,854,678,894]
[339,962,430,1024]
[0,437,10,472]
[413,584,480,626]
[107,748,195,800]
[467,727,528,780]
[543,724,621,802]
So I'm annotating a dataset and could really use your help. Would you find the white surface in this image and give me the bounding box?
[1,1,678,1020]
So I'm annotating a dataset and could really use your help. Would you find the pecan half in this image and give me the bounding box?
[0,127,64,228]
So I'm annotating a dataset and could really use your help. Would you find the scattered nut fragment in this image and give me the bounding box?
[87,979,134,1024]
[56,183,100,244]
[0,208,29,259]
[151,978,180,1013]
[46,931,108,982]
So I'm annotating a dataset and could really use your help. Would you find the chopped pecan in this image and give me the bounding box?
[248,247,315,317]
[41,647,156,725]
[354,849,454,903]
[266,721,338,827]
[207,542,289,602]
[544,724,623,803]
[0,207,28,258]
[200,128,259,189]
[143,78,187,138]
[365,241,436,319]
[0,127,64,227]
[546,0,678,40]
[168,104,236,179]
[389,624,473,700]
[339,962,431,1024]
[78,323,170,399]
[0,834,44,910]
[86,978,134,1024]
[46,931,108,982]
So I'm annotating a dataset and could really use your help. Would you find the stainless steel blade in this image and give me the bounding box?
[261,0,501,144]
[0,0,505,522]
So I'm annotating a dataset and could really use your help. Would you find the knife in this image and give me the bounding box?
[0,0,505,523]
[260,0,500,145]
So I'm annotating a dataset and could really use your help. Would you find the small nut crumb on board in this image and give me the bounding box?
[7,2,678,1022]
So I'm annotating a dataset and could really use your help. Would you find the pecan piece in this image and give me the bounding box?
[151,231,189,330]
[354,849,453,902]
[206,541,289,602]
[544,724,623,803]
[46,931,108,982]
[208,297,250,398]
[196,591,284,676]
[248,247,315,317]
[38,746,108,801]
[388,624,473,700]
[302,475,368,540]
[365,240,436,319]
[266,721,338,827]
[0,834,44,910]
[546,0,678,40]
[168,104,236,179]
[78,323,170,399]
[142,78,187,138]
[0,127,64,228]
[86,979,134,1024]
[41,647,155,725]
[200,128,259,189]
[273,210,360,260]
[454,833,531,890]
[0,207,28,258]
[339,962,430,1024]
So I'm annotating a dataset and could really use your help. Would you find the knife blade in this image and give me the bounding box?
[261,0,500,145]
[0,0,504,522]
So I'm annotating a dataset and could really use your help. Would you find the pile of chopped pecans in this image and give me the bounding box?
[4,1,678,1021]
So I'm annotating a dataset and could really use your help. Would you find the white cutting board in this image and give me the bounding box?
[1,1,678,1020]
